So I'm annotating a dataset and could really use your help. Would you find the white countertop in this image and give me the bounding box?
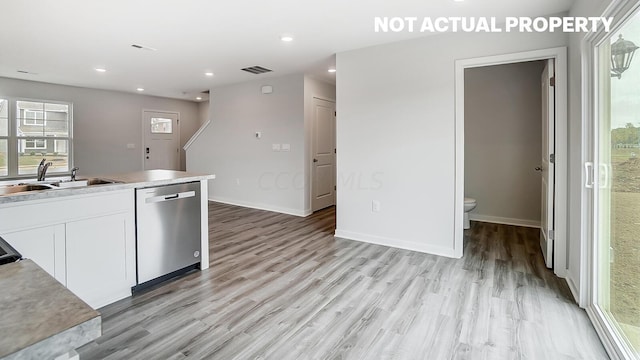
[0,170,215,205]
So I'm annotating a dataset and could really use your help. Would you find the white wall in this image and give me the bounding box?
[0,77,199,175]
[303,77,336,211]
[336,29,567,258]
[197,101,209,126]
[465,61,544,226]
[187,74,307,216]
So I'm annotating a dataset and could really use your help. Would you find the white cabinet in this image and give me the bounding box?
[66,213,136,308]
[0,189,136,309]
[2,224,65,284]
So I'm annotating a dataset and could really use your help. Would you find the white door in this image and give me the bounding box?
[311,98,336,212]
[143,111,180,170]
[540,59,555,269]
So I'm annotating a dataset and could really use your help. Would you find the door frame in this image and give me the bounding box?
[583,1,640,359]
[141,109,181,170]
[454,47,568,277]
[310,96,336,213]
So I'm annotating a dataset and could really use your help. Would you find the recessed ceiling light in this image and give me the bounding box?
[454,0,464,2]
[328,67,337,73]
[196,97,202,100]
[95,68,107,73]
[136,88,144,92]
[281,35,294,42]
[205,72,214,77]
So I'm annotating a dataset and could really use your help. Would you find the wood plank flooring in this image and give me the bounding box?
[77,203,608,359]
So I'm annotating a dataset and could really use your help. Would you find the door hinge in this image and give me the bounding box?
[549,229,554,240]
[334,148,336,154]
[550,154,555,163]
[550,76,556,87]
[334,185,336,191]
[334,111,336,116]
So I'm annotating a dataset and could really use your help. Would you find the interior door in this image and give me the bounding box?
[143,111,180,170]
[540,59,555,269]
[311,98,336,212]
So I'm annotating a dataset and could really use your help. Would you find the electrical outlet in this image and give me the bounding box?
[126,143,136,149]
[281,143,291,151]
[272,144,281,151]
[372,200,381,212]
[255,131,262,139]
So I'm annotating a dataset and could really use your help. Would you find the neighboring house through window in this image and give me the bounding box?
[0,98,72,177]
[23,109,45,126]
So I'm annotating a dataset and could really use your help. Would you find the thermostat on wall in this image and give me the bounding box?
[261,85,273,94]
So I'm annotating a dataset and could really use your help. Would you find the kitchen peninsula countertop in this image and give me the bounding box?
[0,260,101,360]
[0,170,215,205]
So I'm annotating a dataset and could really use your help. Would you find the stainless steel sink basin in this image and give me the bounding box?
[85,178,122,186]
[0,177,123,196]
[51,178,122,188]
[0,184,56,195]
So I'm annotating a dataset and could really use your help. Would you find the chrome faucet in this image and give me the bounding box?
[37,159,53,181]
[71,167,79,181]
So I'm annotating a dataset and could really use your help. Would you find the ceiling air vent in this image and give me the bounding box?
[131,44,157,51]
[241,66,272,75]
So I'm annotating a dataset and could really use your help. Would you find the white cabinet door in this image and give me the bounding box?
[65,213,136,308]
[3,224,66,284]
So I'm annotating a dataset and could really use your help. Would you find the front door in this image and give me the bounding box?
[311,98,336,212]
[142,111,180,170]
[540,59,555,269]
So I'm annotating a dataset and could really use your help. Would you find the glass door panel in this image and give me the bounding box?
[597,10,640,358]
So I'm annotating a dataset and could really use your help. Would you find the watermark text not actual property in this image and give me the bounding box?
[374,17,613,33]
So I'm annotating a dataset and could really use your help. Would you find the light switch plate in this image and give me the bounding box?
[281,143,291,151]
[272,144,281,151]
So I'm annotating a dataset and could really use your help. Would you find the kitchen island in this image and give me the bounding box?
[0,259,101,360]
[0,170,214,309]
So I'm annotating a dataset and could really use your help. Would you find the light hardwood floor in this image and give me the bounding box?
[78,203,608,359]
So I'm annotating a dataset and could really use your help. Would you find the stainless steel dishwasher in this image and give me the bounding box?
[134,181,201,291]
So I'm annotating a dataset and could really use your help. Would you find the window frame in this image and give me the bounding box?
[23,109,46,126]
[0,96,73,179]
[23,139,47,150]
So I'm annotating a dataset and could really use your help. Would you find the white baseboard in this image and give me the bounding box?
[565,273,581,306]
[209,197,312,217]
[334,229,458,258]
[469,214,541,228]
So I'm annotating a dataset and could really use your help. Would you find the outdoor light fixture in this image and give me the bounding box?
[611,34,639,79]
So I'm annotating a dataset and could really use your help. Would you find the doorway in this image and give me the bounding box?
[311,97,336,212]
[454,47,568,276]
[142,110,180,170]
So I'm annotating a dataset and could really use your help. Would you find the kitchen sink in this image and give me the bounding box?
[84,178,122,186]
[0,184,56,195]
[0,178,123,196]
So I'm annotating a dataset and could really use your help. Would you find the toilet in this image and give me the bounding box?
[464,198,477,230]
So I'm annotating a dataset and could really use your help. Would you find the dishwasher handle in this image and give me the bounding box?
[145,190,196,204]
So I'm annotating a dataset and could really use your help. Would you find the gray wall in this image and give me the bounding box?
[336,26,567,257]
[0,77,200,176]
[197,101,209,126]
[464,61,545,225]
[187,74,307,215]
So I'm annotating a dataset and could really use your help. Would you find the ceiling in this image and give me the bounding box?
[0,0,574,102]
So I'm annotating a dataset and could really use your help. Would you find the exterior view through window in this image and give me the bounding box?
[0,99,72,177]
[597,8,640,357]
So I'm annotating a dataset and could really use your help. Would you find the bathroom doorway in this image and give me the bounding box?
[454,47,568,278]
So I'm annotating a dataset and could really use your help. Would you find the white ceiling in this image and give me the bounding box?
[0,0,574,102]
